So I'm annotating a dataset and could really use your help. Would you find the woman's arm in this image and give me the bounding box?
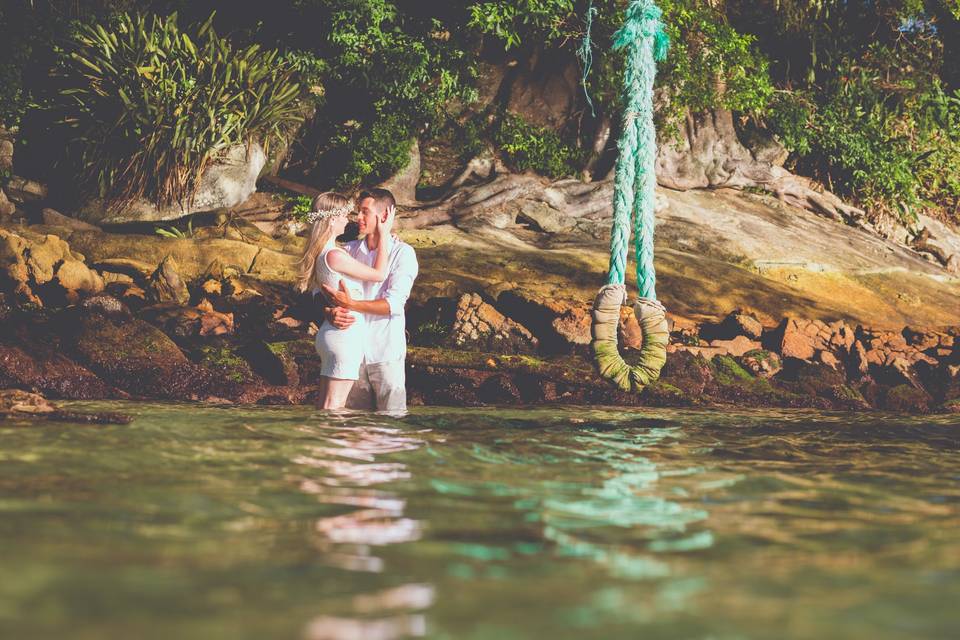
[326,236,392,283]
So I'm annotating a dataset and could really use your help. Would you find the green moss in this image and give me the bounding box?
[412,320,450,347]
[640,380,689,406]
[406,347,596,382]
[198,346,253,383]
[712,355,754,385]
[833,385,866,403]
[742,349,775,364]
[678,334,701,346]
[884,384,931,413]
[266,342,289,357]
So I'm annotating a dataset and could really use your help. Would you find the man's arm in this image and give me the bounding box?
[323,244,418,318]
[349,298,391,315]
[378,244,418,316]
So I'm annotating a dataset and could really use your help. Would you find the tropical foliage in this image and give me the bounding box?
[58,11,302,209]
[1,0,958,222]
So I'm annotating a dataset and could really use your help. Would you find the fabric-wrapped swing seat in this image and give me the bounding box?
[591,283,668,392]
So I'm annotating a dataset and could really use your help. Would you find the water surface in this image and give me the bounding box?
[1,404,958,639]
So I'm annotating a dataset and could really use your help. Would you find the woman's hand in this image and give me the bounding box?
[322,280,355,311]
[379,204,396,238]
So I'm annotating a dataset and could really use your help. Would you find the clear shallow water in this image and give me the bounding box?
[1,404,959,640]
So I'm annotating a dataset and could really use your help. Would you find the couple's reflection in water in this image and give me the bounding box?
[290,414,712,639]
[292,414,432,639]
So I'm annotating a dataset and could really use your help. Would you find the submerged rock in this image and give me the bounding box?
[0,388,130,424]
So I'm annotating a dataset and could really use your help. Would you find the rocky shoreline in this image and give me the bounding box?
[2,169,959,415]
[0,222,956,413]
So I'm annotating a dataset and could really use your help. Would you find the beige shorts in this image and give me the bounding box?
[344,359,407,413]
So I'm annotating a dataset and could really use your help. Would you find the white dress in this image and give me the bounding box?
[313,245,365,380]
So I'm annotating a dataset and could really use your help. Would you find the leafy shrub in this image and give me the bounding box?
[467,0,575,49]
[307,0,477,188]
[767,40,960,220]
[289,195,314,223]
[657,0,774,127]
[0,1,81,129]
[493,114,585,178]
[330,113,418,187]
[58,11,303,209]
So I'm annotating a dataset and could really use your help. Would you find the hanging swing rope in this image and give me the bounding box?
[577,0,598,118]
[591,0,671,393]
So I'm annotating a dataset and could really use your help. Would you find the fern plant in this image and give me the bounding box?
[58,12,303,211]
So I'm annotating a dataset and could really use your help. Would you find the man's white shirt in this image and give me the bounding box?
[343,236,418,364]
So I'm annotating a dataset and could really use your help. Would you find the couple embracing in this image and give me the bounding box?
[296,188,418,413]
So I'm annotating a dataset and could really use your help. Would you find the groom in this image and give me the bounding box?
[322,188,418,412]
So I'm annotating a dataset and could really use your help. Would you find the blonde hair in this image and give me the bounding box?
[296,192,352,293]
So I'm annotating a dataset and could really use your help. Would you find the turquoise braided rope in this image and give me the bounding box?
[607,0,669,296]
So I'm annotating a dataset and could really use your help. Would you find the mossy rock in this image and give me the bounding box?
[738,349,783,378]
[244,338,318,386]
[711,354,755,385]
[196,343,257,385]
[0,342,117,400]
[833,384,870,408]
[658,351,714,397]
[65,312,234,399]
[71,313,187,368]
[640,380,691,407]
[882,384,932,413]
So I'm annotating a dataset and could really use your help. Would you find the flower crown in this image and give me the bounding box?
[306,204,353,224]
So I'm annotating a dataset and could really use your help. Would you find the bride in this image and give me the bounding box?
[296,192,393,409]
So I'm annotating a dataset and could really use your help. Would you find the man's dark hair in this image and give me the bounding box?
[358,188,396,212]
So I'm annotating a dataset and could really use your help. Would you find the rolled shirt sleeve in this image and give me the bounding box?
[382,244,418,317]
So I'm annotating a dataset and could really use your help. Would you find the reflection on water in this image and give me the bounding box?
[304,584,433,640]
[291,422,430,637]
[292,423,425,570]
[0,404,958,640]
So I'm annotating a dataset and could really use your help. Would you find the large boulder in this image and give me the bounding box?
[0,227,104,305]
[65,310,237,400]
[67,231,299,284]
[77,143,266,225]
[0,343,117,399]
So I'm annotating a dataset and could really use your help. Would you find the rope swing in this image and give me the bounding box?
[591,0,670,392]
